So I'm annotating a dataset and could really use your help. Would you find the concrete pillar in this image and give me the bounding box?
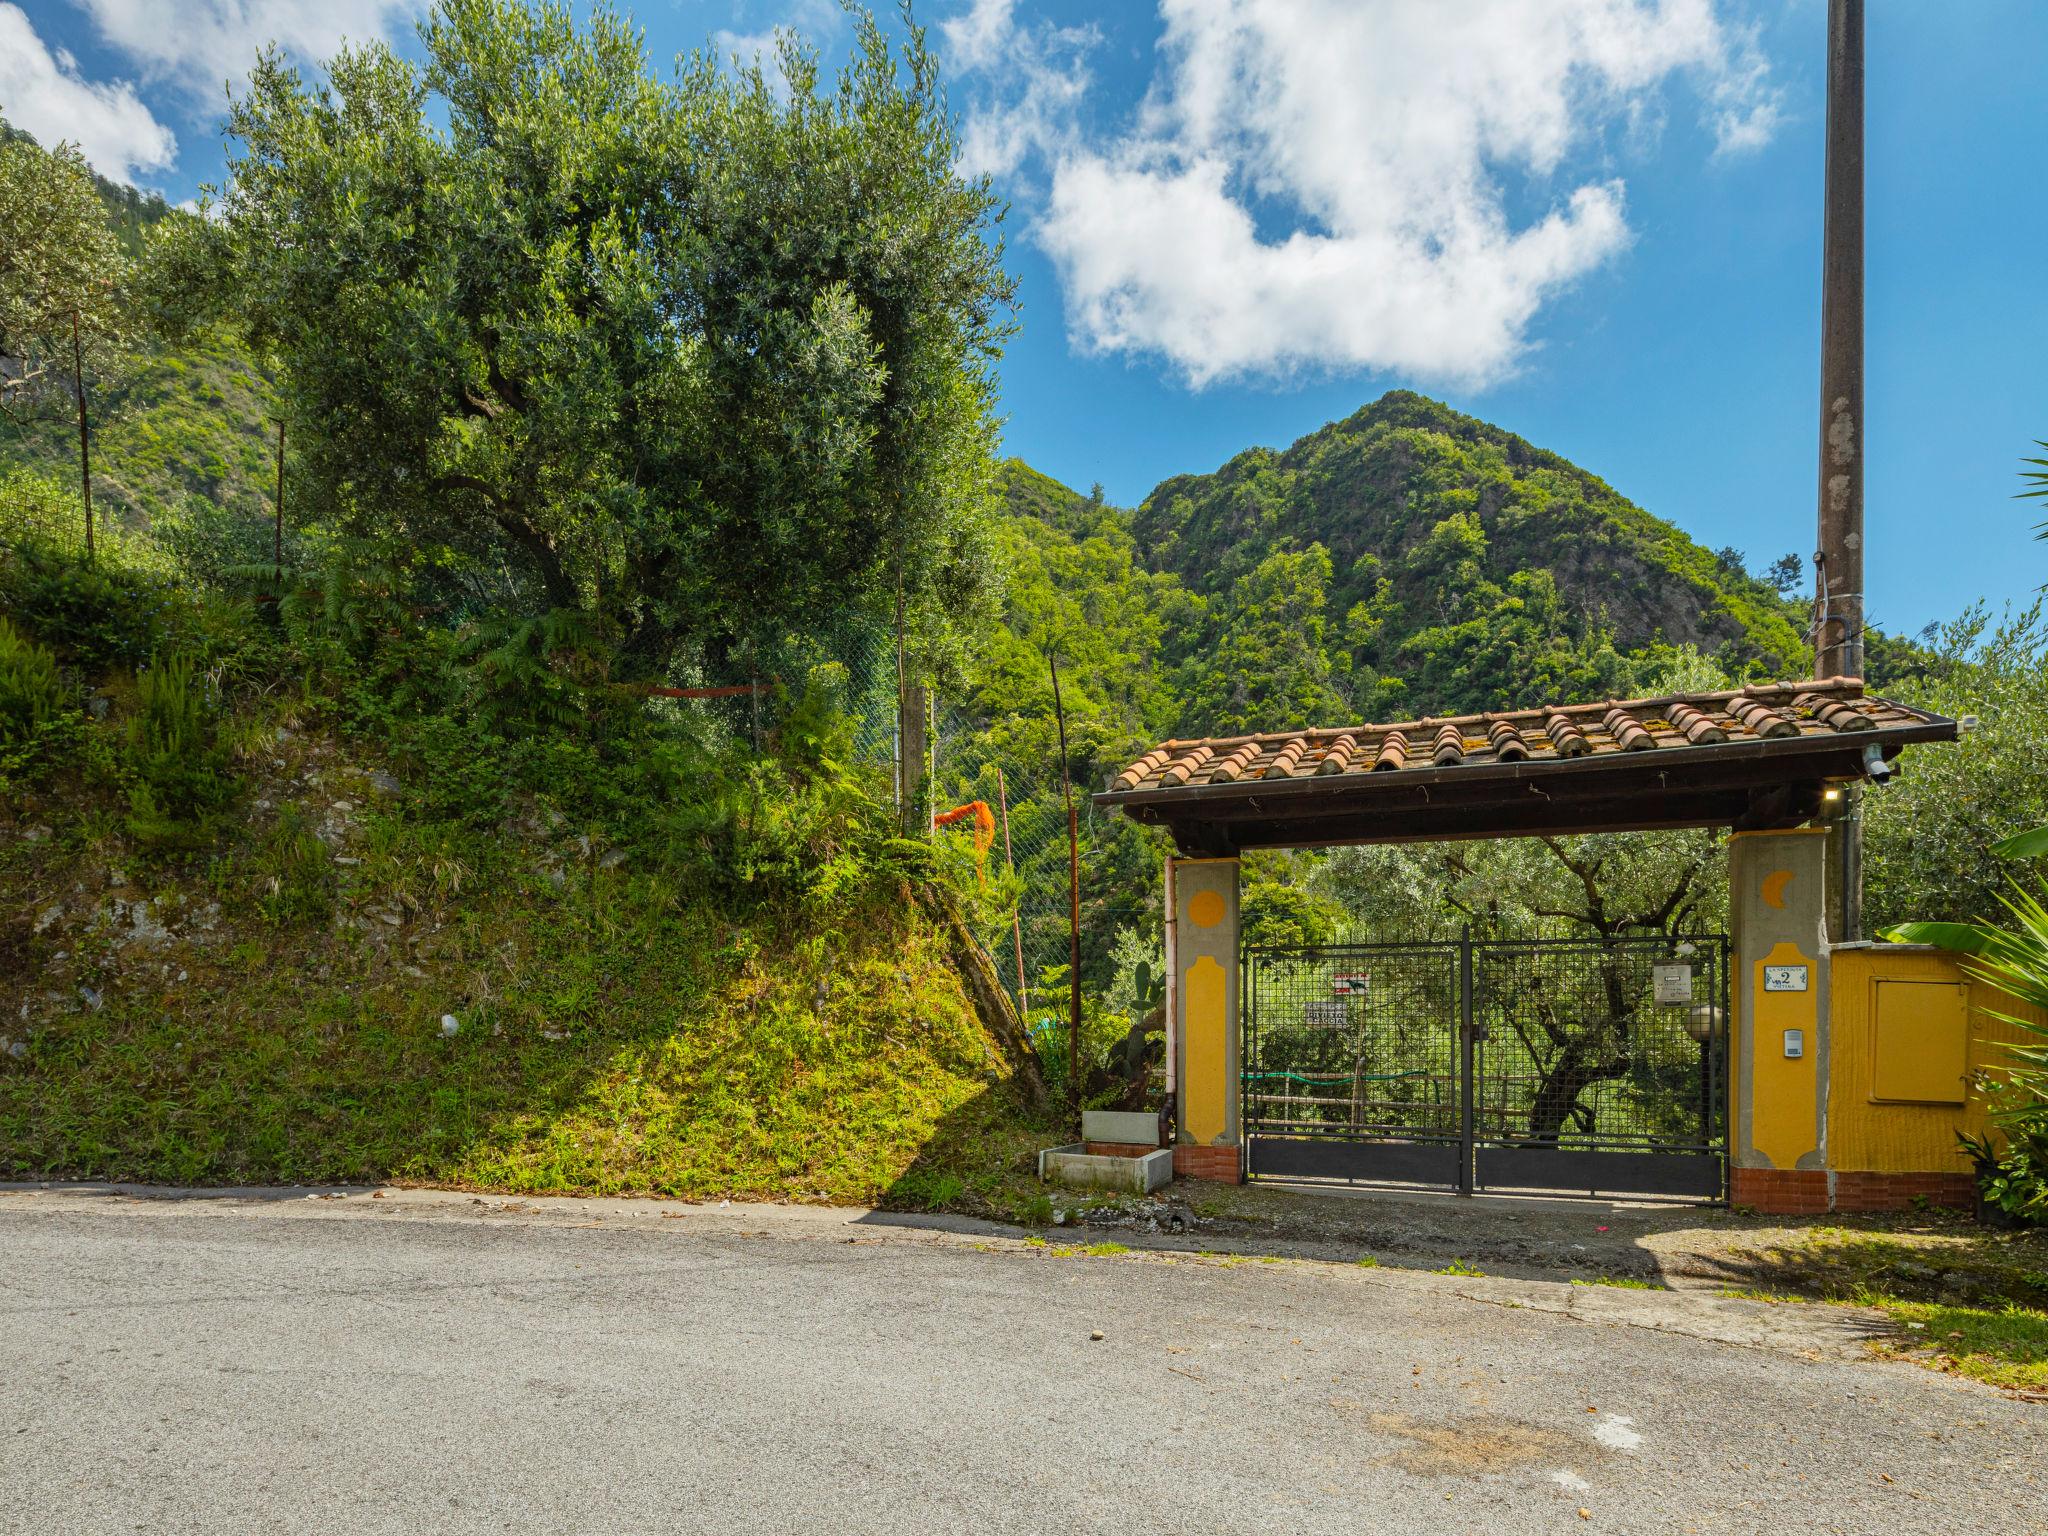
[1727,829,1832,1213]
[1167,856,1242,1182]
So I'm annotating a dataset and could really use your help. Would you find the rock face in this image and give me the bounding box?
[1002,391,1814,727]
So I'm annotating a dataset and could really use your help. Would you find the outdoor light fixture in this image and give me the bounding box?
[1822,786,1843,803]
[1684,1004,1724,1045]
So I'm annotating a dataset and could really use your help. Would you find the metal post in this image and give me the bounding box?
[995,765,1027,1022]
[1457,929,1476,1196]
[1816,0,1865,938]
[273,418,286,594]
[71,310,92,558]
[1049,651,1082,1125]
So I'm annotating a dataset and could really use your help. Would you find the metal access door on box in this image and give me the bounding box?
[1241,936,1728,1201]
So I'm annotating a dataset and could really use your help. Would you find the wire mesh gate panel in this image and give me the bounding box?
[1242,944,1466,1187]
[1242,937,1728,1200]
[1471,937,1727,1198]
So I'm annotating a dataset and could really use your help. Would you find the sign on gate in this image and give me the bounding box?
[1653,964,1694,1004]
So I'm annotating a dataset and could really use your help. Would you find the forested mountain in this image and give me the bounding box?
[4,332,279,547]
[994,392,1821,749]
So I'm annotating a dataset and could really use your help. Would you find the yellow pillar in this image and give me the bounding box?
[1169,856,1240,1173]
[1728,829,1831,1212]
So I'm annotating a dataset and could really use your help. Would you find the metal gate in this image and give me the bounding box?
[1242,935,1727,1200]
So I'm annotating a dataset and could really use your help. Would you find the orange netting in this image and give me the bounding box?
[935,800,996,880]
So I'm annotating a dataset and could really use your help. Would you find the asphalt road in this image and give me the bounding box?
[1,1188,2040,1535]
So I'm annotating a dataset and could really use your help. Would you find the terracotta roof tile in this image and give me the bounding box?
[1728,695,1798,738]
[1262,738,1308,780]
[1544,712,1590,758]
[1666,702,1728,745]
[1101,677,1945,799]
[1207,741,1261,784]
[1488,718,1531,762]
[1317,732,1362,776]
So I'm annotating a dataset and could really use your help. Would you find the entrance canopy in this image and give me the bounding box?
[1095,677,1956,854]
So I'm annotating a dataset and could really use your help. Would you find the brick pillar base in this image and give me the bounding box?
[1732,1167,1977,1215]
[1173,1145,1242,1184]
[1829,1171,1975,1212]
[1729,1167,1829,1215]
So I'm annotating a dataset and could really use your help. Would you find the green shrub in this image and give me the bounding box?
[1962,1126,2048,1226]
[0,539,174,670]
[0,616,67,742]
[0,615,82,787]
[124,652,237,850]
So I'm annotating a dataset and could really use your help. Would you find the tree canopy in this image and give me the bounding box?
[149,0,1014,677]
[0,126,129,424]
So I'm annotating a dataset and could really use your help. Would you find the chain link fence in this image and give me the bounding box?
[931,700,1081,1042]
[659,623,1100,1046]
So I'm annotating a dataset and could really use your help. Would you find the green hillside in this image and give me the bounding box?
[5,330,280,542]
[0,119,282,558]
[1127,391,1812,727]
[976,392,1823,761]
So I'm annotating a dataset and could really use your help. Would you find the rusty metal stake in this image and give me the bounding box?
[1049,650,1081,1124]
[72,310,92,558]
[996,764,1027,1023]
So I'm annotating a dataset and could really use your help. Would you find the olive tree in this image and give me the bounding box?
[147,0,1014,677]
[0,126,129,435]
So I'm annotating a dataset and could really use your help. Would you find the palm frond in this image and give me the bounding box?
[2021,440,2048,544]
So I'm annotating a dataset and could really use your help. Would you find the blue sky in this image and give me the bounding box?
[6,0,2044,638]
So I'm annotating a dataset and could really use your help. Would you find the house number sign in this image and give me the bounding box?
[1763,965,1809,993]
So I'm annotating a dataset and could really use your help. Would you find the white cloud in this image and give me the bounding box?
[712,0,846,78]
[66,0,423,97]
[950,0,1783,389]
[939,0,1018,71]
[940,0,1097,181]
[0,3,174,182]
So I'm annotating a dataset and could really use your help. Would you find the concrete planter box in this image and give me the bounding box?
[1079,1109,1163,1147]
[1037,1143,1174,1194]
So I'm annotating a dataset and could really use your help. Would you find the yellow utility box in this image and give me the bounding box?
[1869,979,1969,1106]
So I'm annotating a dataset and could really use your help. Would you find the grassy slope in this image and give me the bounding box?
[0,123,278,538]
[0,724,1048,1211]
[3,331,280,533]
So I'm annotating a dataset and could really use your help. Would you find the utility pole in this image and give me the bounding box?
[1816,0,1864,682]
[1816,0,1865,939]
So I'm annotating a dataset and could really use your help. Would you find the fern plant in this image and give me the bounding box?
[124,651,237,850]
[0,615,82,787]
[0,616,66,743]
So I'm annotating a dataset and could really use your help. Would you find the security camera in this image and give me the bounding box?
[1861,742,1893,783]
